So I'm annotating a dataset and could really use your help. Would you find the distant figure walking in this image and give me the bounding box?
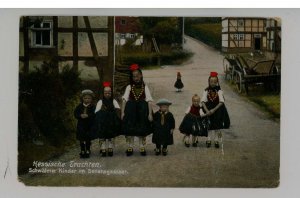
[174,72,184,92]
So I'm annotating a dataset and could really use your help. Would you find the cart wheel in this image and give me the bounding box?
[223,59,231,81]
[233,72,244,93]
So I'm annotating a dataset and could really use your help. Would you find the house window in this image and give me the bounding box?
[239,34,244,40]
[237,19,244,26]
[233,34,244,40]
[129,34,135,39]
[120,33,125,39]
[31,21,52,47]
[121,19,126,25]
[233,34,239,40]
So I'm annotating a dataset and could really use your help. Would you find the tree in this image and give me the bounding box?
[139,17,183,47]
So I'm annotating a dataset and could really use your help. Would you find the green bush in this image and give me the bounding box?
[185,23,222,50]
[18,62,82,174]
[121,50,193,66]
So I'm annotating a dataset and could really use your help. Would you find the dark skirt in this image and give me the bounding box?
[152,128,174,145]
[92,110,121,140]
[179,114,209,136]
[123,100,153,137]
[76,126,93,142]
[174,79,184,89]
[204,103,230,130]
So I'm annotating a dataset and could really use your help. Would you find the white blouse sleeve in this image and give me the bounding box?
[185,107,191,114]
[113,99,121,109]
[122,85,131,102]
[95,100,103,113]
[201,90,208,103]
[145,85,153,102]
[218,90,225,103]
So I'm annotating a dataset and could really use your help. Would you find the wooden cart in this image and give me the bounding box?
[223,53,280,94]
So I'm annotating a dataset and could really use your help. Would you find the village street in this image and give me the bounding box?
[20,36,280,187]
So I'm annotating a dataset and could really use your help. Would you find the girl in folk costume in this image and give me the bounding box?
[179,94,208,147]
[174,72,184,92]
[152,99,175,156]
[74,90,96,158]
[201,72,230,148]
[121,64,154,156]
[93,82,121,157]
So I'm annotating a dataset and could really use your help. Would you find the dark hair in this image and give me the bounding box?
[103,86,114,99]
[130,69,144,85]
[205,76,221,91]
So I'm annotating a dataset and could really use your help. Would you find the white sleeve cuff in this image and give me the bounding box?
[113,99,121,109]
[95,100,103,113]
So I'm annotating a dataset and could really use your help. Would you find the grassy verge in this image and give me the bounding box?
[226,81,280,119]
[248,94,280,119]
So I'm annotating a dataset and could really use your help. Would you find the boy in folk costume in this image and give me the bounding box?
[152,99,175,156]
[74,90,96,158]
[121,64,153,156]
[201,72,230,148]
[174,72,184,92]
[179,94,208,147]
[93,82,121,157]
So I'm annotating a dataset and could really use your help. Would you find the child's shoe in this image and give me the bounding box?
[79,151,85,158]
[206,140,211,148]
[100,149,107,157]
[85,150,90,158]
[162,148,168,156]
[214,141,220,148]
[126,147,133,156]
[154,148,161,156]
[140,147,147,156]
[108,148,113,157]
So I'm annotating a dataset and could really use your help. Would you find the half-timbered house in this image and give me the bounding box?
[19,16,114,82]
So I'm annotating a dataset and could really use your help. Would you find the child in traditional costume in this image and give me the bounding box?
[201,72,230,148]
[179,94,208,147]
[174,72,184,92]
[74,90,96,158]
[152,99,175,156]
[94,82,121,157]
[121,64,153,156]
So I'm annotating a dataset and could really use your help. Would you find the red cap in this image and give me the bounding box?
[210,72,218,77]
[103,81,111,87]
[129,64,139,71]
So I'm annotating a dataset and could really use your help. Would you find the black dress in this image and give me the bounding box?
[174,78,184,89]
[74,103,96,141]
[123,83,153,137]
[152,111,175,146]
[92,98,121,140]
[203,88,230,130]
[179,106,209,137]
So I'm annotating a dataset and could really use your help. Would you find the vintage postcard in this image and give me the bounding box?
[17,15,280,187]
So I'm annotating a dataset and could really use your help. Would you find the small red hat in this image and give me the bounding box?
[103,81,111,88]
[129,64,139,71]
[210,72,218,77]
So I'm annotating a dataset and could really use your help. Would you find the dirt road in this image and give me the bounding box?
[19,36,280,187]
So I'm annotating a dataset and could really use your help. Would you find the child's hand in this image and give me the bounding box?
[81,114,88,118]
[201,113,207,117]
[148,114,153,122]
[210,108,216,114]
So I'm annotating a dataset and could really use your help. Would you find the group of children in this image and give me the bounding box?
[74,64,230,159]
